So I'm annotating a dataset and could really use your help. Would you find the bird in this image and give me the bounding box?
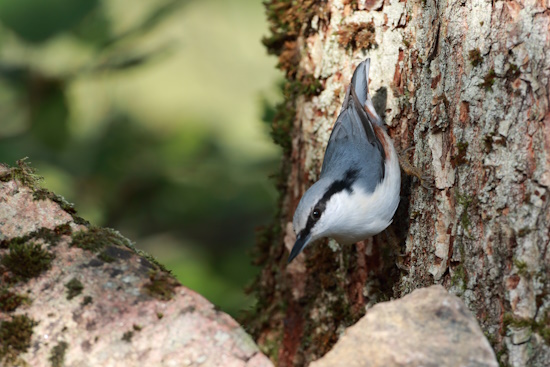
[289,58,401,264]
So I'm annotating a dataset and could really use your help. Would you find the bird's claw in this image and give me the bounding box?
[395,261,410,273]
[398,148,434,190]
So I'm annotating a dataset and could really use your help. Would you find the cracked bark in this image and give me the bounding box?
[249,0,550,366]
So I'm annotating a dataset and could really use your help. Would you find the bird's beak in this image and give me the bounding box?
[288,233,311,264]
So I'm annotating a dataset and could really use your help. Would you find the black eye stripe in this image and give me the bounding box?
[299,168,359,239]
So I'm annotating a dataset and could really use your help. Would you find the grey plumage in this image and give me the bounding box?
[290,58,401,263]
[321,59,385,194]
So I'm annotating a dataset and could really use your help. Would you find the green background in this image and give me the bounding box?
[0,0,282,317]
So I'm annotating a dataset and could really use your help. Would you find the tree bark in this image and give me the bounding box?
[248,0,550,366]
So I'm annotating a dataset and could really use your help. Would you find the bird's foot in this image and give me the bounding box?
[398,148,434,190]
[395,259,410,273]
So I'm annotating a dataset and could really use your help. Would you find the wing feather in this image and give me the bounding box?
[320,59,386,193]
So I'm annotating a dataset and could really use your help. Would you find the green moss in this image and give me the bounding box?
[71,227,127,253]
[540,325,550,344]
[49,341,68,367]
[459,241,466,260]
[33,189,89,225]
[495,341,509,367]
[461,212,470,230]
[270,103,294,154]
[513,260,528,276]
[456,141,468,153]
[1,242,54,282]
[484,330,496,345]
[37,224,72,245]
[0,158,43,189]
[71,227,167,271]
[33,189,76,214]
[0,288,29,313]
[262,81,297,155]
[81,296,93,306]
[264,74,327,155]
[291,74,323,97]
[343,0,359,8]
[123,241,168,273]
[0,315,36,363]
[263,0,329,57]
[142,270,179,301]
[479,69,496,91]
[456,192,473,231]
[0,223,72,250]
[31,188,50,201]
[263,0,329,78]
[121,324,142,343]
[65,278,84,300]
[504,312,539,329]
[468,48,483,67]
[97,251,115,263]
[451,264,467,291]
[503,312,550,344]
[337,21,377,50]
[259,333,282,364]
[121,331,134,342]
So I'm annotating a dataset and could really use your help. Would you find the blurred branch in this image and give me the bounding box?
[84,44,176,74]
[0,0,188,80]
[98,0,188,51]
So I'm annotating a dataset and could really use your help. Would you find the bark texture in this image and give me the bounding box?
[0,163,273,367]
[249,0,550,366]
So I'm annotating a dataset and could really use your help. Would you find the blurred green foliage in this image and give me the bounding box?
[0,0,281,316]
[0,0,98,43]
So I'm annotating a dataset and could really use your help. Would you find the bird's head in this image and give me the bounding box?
[290,170,359,263]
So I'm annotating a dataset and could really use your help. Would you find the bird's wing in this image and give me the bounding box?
[320,59,386,193]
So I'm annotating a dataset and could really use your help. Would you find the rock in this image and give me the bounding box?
[310,285,498,367]
[0,166,273,367]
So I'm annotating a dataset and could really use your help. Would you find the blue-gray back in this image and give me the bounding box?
[320,59,385,194]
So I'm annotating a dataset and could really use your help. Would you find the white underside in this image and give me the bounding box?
[327,131,401,244]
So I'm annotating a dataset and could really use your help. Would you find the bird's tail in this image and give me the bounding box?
[350,58,383,126]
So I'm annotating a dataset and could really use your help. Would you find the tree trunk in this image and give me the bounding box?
[248,0,550,366]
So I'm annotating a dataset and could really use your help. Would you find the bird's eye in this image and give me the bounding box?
[311,208,322,220]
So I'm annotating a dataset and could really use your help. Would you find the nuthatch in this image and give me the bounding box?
[289,58,401,263]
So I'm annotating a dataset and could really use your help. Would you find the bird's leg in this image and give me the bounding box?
[395,257,410,273]
[398,147,434,190]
